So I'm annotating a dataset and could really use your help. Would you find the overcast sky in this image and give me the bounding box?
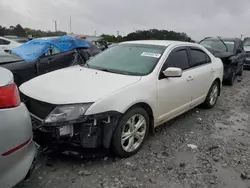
[0,0,249,40]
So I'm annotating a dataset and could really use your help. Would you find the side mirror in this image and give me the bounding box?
[163,67,182,77]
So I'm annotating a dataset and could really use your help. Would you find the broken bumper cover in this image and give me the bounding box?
[31,111,121,149]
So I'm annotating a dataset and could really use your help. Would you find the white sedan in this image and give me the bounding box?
[0,36,21,52]
[20,40,223,157]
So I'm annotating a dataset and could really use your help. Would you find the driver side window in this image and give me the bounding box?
[159,47,190,79]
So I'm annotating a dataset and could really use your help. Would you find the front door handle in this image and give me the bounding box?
[187,76,194,81]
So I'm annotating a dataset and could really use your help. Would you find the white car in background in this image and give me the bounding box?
[20,40,223,157]
[0,36,21,52]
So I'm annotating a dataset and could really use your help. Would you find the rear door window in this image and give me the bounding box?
[189,48,210,67]
[44,45,61,56]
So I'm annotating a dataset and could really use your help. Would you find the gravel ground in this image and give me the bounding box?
[17,72,250,188]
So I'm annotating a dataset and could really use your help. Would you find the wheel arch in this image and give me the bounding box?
[124,102,155,134]
[213,77,221,96]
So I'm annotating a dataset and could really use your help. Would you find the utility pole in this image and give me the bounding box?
[117,30,119,37]
[94,31,97,36]
[53,20,57,32]
[240,34,244,40]
[70,16,72,33]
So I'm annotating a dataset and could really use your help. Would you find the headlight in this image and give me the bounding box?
[45,103,92,123]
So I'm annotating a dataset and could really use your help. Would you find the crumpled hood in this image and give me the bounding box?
[244,46,250,52]
[20,66,141,104]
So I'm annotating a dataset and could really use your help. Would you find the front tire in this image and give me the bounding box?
[111,108,149,157]
[203,81,220,109]
[226,70,235,86]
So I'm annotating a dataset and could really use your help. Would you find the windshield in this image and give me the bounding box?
[200,39,227,52]
[244,40,250,46]
[85,44,166,76]
[200,39,235,53]
[224,41,235,52]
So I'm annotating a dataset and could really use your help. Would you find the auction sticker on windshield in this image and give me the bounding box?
[141,52,161,58]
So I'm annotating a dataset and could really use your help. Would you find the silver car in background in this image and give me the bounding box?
[0,67,36,188]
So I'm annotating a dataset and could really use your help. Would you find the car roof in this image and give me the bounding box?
[203,37,240,42]
[0,36,12,42]
[36,36,60,40]
[221,38,240,42]
[121,40,194,47]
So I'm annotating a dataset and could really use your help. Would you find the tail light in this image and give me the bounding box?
[0,83,20,108]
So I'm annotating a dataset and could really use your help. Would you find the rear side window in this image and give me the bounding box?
[166,49,190,70]
[0,39,10,45]
[190,49,210,67]
[44,45,61,56]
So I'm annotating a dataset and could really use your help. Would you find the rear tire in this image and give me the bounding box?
[111,107,149,158]
[203,81,220,109]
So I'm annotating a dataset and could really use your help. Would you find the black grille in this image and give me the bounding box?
[23,95,56,119]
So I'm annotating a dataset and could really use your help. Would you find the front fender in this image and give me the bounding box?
[85,79,158,119]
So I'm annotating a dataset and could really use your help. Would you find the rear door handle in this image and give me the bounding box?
[210,68,215,73]
[187,76,194,81]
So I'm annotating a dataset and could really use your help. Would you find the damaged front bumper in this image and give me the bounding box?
[31,111,121,149]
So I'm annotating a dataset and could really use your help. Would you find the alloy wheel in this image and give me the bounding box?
[121,114,147,152]
[209,84,219,106]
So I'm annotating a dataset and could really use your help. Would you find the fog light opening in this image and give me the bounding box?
[59,124,74,137]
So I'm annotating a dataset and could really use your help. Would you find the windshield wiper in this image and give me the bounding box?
[98,68,115,73]
[85,61,90,67]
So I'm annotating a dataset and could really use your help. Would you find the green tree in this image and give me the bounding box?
[0,24,67,38]
[13,24,26,37]
[124,29,193,42]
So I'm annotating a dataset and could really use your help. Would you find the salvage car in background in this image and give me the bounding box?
[0,36,89,86]
[243,39,250,69]
[0,36,21,52]
[0,67,36,188]
[86,40,102,56]
[199,37,246,85]
[92,41,108,51]
[20,40,223,157]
